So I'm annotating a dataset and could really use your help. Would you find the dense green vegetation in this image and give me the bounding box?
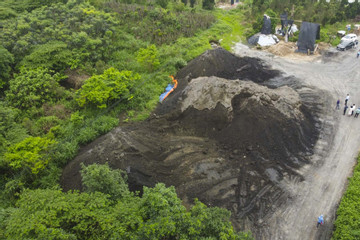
[2,163,252,239]
[0,0,250,238]
[333,156,360,240]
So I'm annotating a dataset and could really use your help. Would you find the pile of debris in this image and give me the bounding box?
[61,48,324,235]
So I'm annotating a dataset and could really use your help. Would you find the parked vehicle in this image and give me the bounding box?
[337,41,357,51]
[337,34,359,51]
[341,33,358,42]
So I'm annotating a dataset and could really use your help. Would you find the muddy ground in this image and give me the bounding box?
[61,46,360,239]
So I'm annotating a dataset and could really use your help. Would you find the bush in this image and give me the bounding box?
[333,157,360,239]
[0,6,17,20]
[3,183,253,239]
[4,136,56,174]
[51,140,79,167]
[76,67,140,109]
[4,189,112,240]
[0,102,28,156]
[6,68,65,109]
[156,0,170,8]
[19,41,73,72]
[81,163,130,201]
[0,45,14,89]
[32,116,62,136]
[136,45,160,72]
[202,0,214,10]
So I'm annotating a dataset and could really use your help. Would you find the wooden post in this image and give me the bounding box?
[290,4,295,18]
[314,44,318,53]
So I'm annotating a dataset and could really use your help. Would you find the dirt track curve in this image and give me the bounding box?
[233,43,360,239]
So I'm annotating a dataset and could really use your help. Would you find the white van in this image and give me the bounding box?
[341,33,358,43]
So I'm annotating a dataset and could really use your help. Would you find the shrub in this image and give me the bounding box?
[202,0,214,10]
[136,45,160,72]
[81,163,130,201]
[32,116,61,136]
[156,0,170,8]
[4,136,56,174]
[4,189,112,240]
[0,102,28,156]
[19,41,73,72]
[51,141,79,167]
[76,67,140,109]
[333,157,360,239]
[6,68,65,109]
[0,6,17,20]
[0,45,14,89]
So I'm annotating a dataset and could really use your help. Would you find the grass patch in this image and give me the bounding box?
[333,156,360,240]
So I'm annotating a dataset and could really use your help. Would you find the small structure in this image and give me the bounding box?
[297,22,320,54]
[261,14,272,35]
[248,14,279,47]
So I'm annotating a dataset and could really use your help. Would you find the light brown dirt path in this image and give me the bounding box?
[233,43,360,239]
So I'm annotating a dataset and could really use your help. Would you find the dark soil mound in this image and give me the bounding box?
[60,49,327,234]
[156,48,280,116]
[176,47,279,83]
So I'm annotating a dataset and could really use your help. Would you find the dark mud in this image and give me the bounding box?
[61,48,325,235]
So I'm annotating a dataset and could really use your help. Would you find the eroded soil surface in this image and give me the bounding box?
[61,46,360,239]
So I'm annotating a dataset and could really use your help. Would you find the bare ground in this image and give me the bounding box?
[61,45,360,239]
[233,43,360,239]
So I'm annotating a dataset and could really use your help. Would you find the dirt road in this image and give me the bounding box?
[233,43,360,239]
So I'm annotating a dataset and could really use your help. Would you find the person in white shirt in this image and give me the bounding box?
[345,94,350,105]
[348,104,354,116]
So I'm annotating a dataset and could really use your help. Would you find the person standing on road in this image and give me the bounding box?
[344,105,349,115]
[317,215,324,228]
[354,108,360,118]
[345,94,350,105]
[336,99,340,110]
[357,50,360,58]
[348,105,354,116]
[352,104,356,116]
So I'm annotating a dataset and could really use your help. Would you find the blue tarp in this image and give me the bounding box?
[159,84,175,102]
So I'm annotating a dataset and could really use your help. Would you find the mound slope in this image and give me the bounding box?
[61,48,324,234]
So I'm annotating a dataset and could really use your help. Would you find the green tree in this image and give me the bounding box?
[3,183,253,239]
[0,102,28,157]
[0,6,17,20]
[202,0,215,10]
[6,68,65,109]
[156,0,170,8]
[20,41,73,72]
[0,45,14,89]
[136,45,160,72]
[4,136,56,174]
[81,163,130,201]
[76,67,140,109]
[4,189,113,240]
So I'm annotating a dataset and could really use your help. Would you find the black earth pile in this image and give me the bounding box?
[176,48,279,82]
[61,48,323,234]
[157,47,280,115]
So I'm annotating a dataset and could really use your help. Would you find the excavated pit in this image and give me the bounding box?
[61,48,326,234]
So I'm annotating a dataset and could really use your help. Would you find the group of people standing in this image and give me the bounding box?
[337,94,360,117]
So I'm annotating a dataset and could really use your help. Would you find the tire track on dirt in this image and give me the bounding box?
[233,44,360,239]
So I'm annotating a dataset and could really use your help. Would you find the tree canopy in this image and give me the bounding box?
[3,163,253,240]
